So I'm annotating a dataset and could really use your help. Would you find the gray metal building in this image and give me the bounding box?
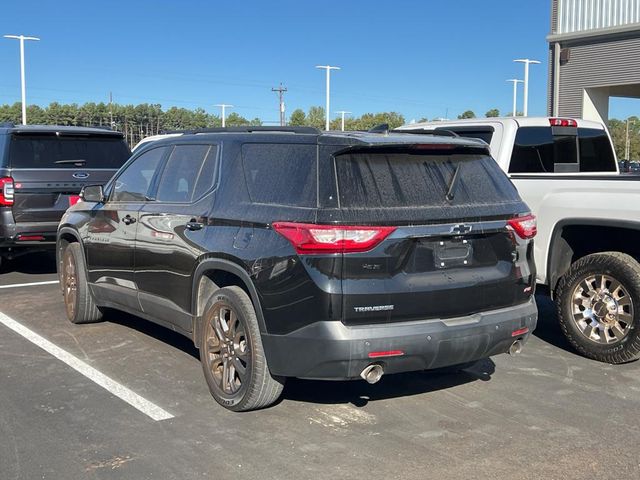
[548,0,640,123]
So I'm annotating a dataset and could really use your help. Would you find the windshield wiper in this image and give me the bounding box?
[55,159,86,165]
[445,164,462,202]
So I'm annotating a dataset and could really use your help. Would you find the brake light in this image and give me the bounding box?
[272,222,396,254]
[411,143,456,150]
[549,118,577,127]
[507,214,537,239]
[0,177,14,206]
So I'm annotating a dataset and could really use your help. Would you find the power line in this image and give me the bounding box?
[271,83,287,126]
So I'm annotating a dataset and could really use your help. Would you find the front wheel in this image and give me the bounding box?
[556,252,640,364]
[199,286,284,411]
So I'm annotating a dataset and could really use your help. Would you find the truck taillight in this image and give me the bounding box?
[507,214,537,240]
[549,118,577,127]
[272,222,396,254]
[0,177,14,206]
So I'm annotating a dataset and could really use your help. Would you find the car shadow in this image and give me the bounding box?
[281,358,496,408]
[103,309,200,361]
[101,308,497,407]
[532,292,574,352]
[1,251,57,275]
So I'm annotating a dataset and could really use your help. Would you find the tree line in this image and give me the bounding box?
[0,102,635,157]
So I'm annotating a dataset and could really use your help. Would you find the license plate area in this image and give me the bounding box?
[433,238,473,269]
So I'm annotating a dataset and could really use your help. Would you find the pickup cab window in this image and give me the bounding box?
[509,127,616,173]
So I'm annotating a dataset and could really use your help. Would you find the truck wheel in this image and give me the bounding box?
[556,252,640,364]
[61,243,103,324]
[199,286,284,411]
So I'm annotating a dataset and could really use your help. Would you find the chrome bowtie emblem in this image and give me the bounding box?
[450,224,472,235]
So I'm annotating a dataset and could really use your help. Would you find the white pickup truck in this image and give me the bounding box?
[400,117,640,364]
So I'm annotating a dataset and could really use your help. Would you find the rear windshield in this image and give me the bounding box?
[8,134,130,169]
[509,127,616,173]
[335,149,521,210]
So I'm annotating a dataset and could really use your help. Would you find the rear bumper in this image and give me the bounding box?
[0,210,58,250]
[262,298,538,379]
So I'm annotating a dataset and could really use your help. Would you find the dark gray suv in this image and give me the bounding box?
[57,126,538,411]
[0,123,129,266]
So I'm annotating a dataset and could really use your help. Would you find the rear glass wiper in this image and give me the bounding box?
[445,164,462,202]
[55,159,87,165]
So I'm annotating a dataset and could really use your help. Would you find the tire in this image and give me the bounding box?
[61,243,103,324]
[555,252,640,364]
[199,286,284,412]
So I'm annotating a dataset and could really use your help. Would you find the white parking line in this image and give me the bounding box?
[0,311,174,421]
[0,280,59,289]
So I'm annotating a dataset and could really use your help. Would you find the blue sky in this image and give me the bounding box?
[0,1,633,123]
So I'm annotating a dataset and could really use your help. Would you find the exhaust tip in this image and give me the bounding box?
[509,339,523,356]
[360,364,384,384]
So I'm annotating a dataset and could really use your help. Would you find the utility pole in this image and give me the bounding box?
[514,59,540,117]
[272,83,287,126]
[214,104,233,128]
[4,34,40,125]
[109,92,114,129]
[315,65,340,130]
[336,111,351,131]
[626,118,631,160]
[506,79,523,116]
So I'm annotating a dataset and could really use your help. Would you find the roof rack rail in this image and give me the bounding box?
[368,123,389,134]
[162,126,321,135]
[392,128,460,138]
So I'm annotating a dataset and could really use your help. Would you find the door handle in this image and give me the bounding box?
[122,215,136,225]
[186,219,204,231]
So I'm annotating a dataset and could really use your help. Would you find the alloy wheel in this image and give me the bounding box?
[571,274,634,344]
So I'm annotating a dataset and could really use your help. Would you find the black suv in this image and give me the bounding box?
[57,126,538,411]
[0,124,130,265]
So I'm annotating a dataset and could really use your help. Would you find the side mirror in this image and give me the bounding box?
[80,185,105,203]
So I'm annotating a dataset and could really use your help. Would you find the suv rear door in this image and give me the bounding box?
[331,145,534,326]
[7,130,130,225]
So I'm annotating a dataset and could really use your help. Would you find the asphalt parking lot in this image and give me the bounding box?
[1,253,639,480]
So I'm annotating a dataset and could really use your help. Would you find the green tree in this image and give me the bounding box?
[307,106,325,129]
[457,110,476,119]
[485,109,500,118]
[288,109,306,126]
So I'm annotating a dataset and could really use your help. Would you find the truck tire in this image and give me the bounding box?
[556,252,640,364]
[61,242,103,324]
[199,286,285,411]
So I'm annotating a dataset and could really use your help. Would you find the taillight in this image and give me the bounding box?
[507,214,537,239]
[272,222,396,254]
[0,177,14,206]
[549,118,577,127]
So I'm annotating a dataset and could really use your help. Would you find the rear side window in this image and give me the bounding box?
[579,128,616,172]
[155,144,217,203]
[242,143,317,207]
[9,134,130,169]
[335,149,520,209]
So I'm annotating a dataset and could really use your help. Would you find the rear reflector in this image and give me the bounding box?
[69,195,81,206]
[549,118,577,127]
[507,214,537,239]
[511,327,529,337]
[0,177,14,206]
[16,235,45,242]
[272,222,396,254]
[368,350,404,358]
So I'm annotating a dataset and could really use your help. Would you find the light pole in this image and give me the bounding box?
[506,79,523,116]
[336,111,351,131]
[315,65,340,130]
[4,34,40,125]
[214,104,233,128]
[514,59,540,117]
